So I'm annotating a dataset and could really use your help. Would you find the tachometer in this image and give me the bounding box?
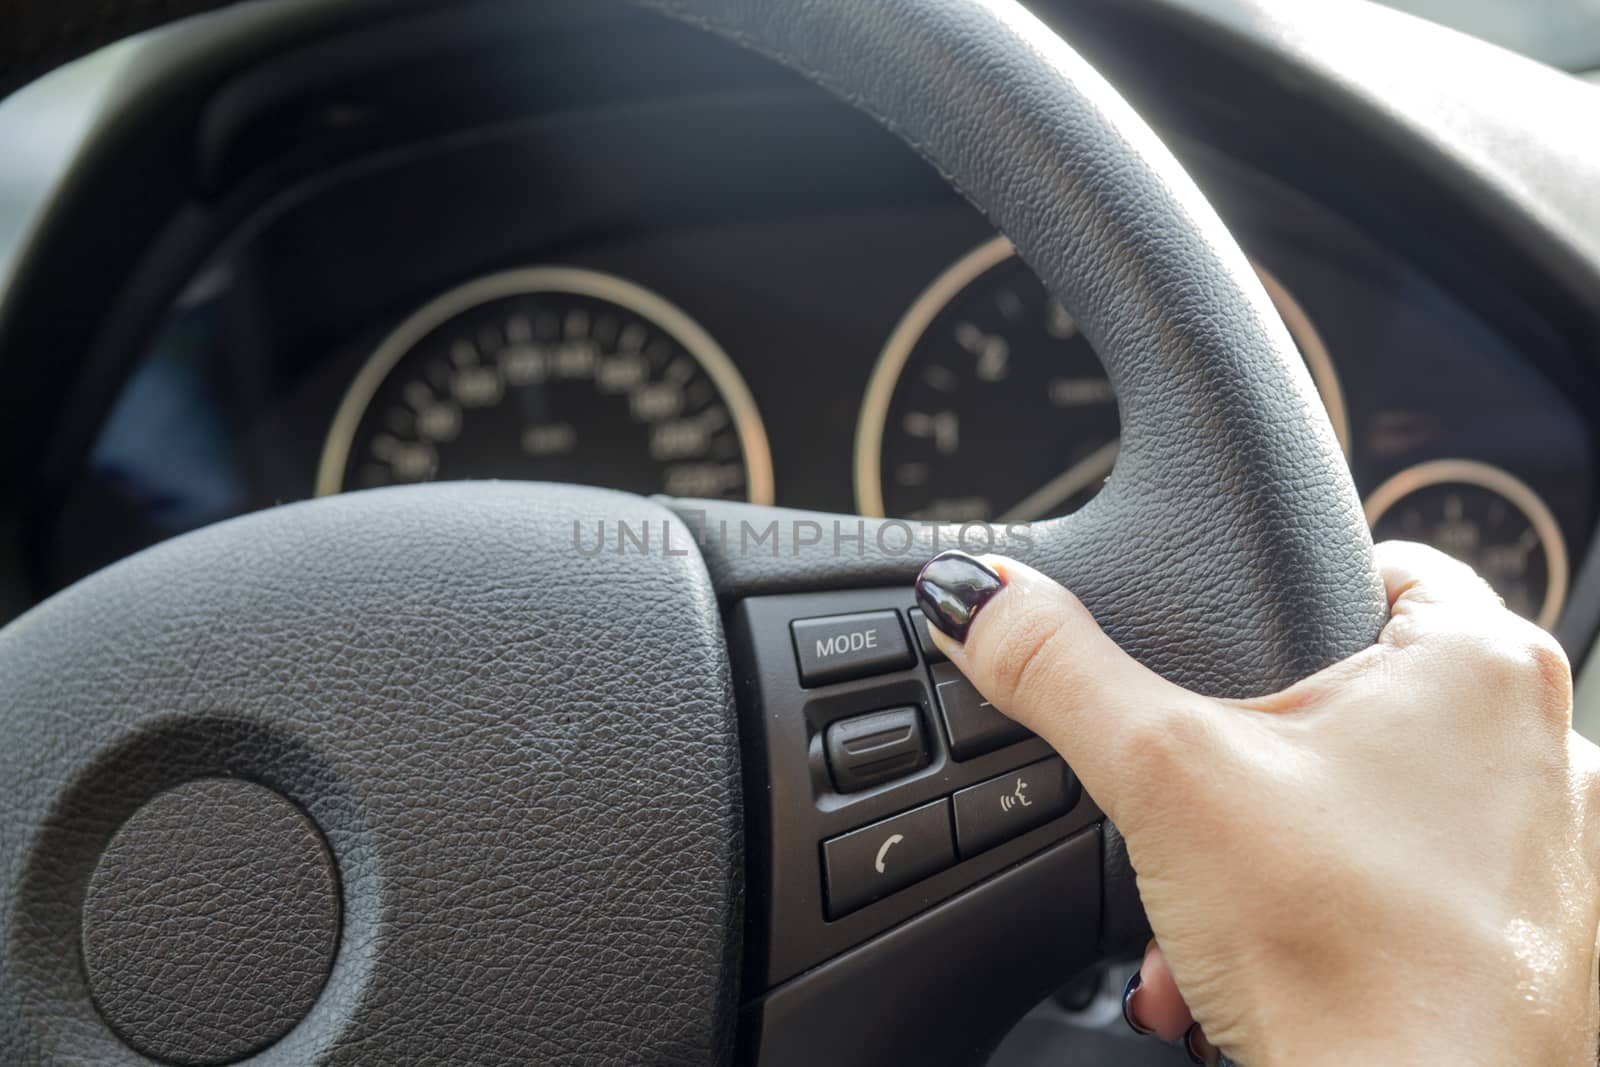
[1365,459,1568,629]
[855,236,1347,521]
[317,266,774,503]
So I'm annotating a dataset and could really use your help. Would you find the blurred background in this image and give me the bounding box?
[2,1,1598,290]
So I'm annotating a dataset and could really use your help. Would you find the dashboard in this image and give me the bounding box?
[22,2,1600,646]
[5,2,1600,1063]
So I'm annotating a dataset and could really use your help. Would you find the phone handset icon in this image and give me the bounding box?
[873,834,905,874]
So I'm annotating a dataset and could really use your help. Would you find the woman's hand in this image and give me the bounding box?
[914,542,1600,1066]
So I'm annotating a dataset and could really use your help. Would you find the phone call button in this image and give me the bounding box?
[821,799,955,919]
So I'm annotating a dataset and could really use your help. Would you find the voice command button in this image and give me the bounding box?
[952,757,1077,859]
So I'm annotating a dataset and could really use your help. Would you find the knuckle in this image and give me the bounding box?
[1525,627,1572,686]
[984,609,1073,713]
[1378,610,1430,650]
[1520,628,1574,726]
[1104,703,1222,823]
[1457,621,1573,727]
[1110,701,1211,784]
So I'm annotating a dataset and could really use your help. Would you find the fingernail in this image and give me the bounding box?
[1120,970,1154,1037]
[913,550,1005,643]
[1184,1022,1209,1064]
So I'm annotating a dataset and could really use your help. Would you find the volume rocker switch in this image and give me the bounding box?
[931,661,1031,759]
[825,707,929,792]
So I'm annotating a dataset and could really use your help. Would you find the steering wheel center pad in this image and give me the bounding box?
[0,484,744,1065]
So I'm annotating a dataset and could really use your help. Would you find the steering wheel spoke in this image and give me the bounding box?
[727,582,1104,1063]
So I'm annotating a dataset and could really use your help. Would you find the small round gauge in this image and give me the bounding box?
[1365,459,1568,630]
[317,266,774,503]
[855,236,1348,522]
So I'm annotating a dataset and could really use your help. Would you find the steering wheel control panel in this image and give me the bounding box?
[729,587,1100,989]
[820,754,1079,918]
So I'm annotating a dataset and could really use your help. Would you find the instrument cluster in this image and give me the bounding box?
[298,240,1578,631]
[49,171,1594,636]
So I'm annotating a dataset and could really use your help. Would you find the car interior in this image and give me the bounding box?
[2,0,1599,1064]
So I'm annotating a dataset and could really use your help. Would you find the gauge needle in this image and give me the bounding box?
[997,440,1120,523]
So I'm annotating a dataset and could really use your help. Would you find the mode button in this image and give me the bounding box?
[791,611,914,687]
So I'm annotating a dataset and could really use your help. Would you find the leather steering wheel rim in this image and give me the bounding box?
[0,0,1386,693]
[0,1,1386,1065]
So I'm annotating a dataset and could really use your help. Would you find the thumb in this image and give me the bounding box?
[914,550,1211,819]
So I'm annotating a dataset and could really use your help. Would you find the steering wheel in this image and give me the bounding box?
[0,1,1386,1064]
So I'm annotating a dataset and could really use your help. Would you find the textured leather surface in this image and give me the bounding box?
[0,0,1397,1062]
[0,483,742,1065]
[644,0,1386,701]
[81,778,339,1066]
[645,0,1383,1007]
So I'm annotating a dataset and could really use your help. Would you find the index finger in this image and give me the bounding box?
[1376,540,1504,618]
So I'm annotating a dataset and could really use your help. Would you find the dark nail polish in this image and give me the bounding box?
[913,550,1005,643]
[1120,970,1153,1037]
[1184,1022,1207,1064]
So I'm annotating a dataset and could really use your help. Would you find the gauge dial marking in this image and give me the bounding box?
[318,266,773,505]
[997,440,1120,524]
[855,235,1349,523]
[1365,458,1568,629]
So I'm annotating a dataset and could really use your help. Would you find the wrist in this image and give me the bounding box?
[1213,901,1599,1067]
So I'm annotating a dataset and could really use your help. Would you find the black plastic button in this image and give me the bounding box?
[822,800,955,918]
[930,661,1031,759]
[824,707,929,793]
[952,757,1077,858]
[907,609,948,663]
[792,611,914,687]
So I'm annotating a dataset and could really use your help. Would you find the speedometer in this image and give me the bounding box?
[317,266,774,503]
[855,236,1347,521]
